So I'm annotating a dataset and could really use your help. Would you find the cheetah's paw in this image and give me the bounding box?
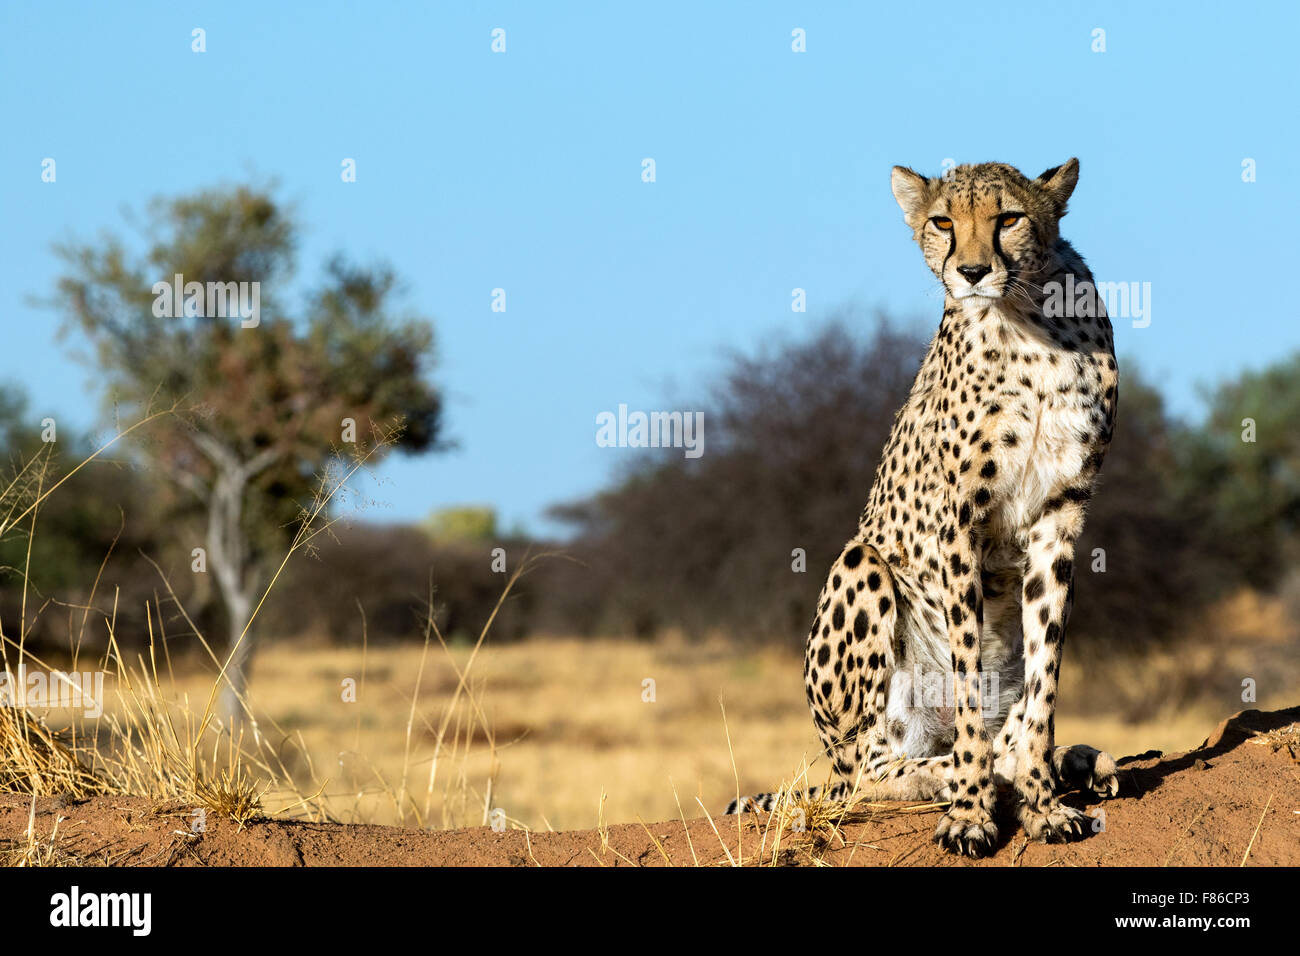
[933,812,999,857]
[1018,801,1088,843]
[1053,744,1120,799]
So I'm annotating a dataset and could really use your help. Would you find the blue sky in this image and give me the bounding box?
[1,1,1295,536]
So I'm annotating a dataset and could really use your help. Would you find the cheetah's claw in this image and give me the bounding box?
[1019,802,1089,843]
[933,813,999,857]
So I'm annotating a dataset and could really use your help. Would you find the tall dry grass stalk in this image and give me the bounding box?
[0,409,527,839]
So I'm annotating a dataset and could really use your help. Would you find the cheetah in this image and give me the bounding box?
[728,159,1121,856]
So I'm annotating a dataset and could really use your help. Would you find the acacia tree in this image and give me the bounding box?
[53,186,446,720]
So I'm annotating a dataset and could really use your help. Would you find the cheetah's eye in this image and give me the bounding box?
[999,214,1022,228]
[931,217,953,231]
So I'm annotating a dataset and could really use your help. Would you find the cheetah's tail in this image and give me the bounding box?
[724,785,832,815]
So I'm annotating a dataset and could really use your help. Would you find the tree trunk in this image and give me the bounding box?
[217,586,254,727]
[181,436,279,730]
[206,465,255,726]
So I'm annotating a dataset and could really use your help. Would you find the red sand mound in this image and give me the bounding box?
[1,707,1296,866]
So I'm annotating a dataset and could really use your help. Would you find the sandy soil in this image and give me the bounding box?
[3,707,1296,866]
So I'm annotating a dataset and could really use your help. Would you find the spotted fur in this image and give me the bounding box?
[727,160,1122,856]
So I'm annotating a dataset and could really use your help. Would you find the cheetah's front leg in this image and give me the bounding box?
[1013,502,1090,842]
[932,512,998,857]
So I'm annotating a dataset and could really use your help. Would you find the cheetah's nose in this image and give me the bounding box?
[957,264,992,285]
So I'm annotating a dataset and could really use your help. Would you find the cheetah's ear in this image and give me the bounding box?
[1033,158,1080,216]
[890,166,931,227]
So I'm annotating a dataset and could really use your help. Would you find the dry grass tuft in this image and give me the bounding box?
[0,706,105,799]
[192,767,265,828]
[749,764,947,867]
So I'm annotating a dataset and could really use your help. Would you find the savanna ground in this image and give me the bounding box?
[5,705,1296,866]
[169,600,1298,832]
[5,583,1295,862]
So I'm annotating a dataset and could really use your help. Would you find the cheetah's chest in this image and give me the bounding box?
[979,336,1105,540]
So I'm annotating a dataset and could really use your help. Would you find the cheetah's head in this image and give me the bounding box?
[889,159,1079,305]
